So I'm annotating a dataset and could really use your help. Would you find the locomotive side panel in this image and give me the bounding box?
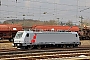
[36,33,79,44]
[13,31,80,49]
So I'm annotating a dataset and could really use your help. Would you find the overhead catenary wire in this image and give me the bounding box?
[0,0,90,23]
[0,0,1,6]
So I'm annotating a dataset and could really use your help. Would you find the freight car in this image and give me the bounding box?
[0,24,23,42]
[31,25,79,32]
[31,25,90,40]
[79,26,90,40]
[13,31,81,49]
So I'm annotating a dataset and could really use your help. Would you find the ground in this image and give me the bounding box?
[80,40,90,45]
[0,40,14,49]
[0,43,14,49]
[0,40,90,49]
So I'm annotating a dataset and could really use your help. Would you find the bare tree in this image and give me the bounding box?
[3,21,9,24]
[66,20,73,26]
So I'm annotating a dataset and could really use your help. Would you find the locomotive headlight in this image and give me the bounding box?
[17,44,20,46]
[12,43,14,47]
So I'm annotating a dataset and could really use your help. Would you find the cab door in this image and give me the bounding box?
[24,33,30,43]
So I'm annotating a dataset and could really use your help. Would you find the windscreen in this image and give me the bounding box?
[15,32,23,39]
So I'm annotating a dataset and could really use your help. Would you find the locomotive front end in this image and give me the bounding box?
[13,31,24,47]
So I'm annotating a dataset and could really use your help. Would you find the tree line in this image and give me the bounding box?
[0,19,90,27]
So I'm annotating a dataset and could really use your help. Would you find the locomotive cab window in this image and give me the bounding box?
[15,32,23,39]
[26,33,29,37]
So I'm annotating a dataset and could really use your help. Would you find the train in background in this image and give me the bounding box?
[0,24,23,42]
[31,25,79,32]
[13,30,80,49]
[78,26,90,40]
[30,25,90,40]
[0,24,90,42]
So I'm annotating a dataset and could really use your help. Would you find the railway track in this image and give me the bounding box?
[0,47,90,60]
[0,51,90,60]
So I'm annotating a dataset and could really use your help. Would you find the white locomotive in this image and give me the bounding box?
[13,31,81,49]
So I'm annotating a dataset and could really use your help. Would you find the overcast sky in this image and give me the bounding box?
[0,0,90,24]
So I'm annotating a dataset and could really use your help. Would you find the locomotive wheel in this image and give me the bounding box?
[37,45,42,49]
[63,45,66,48]
[70,45,74,48]
[44,45,47,48]
[19,46,26,50]
[56,44,59,47]
[74,45,78,47]
[60,45,63,48]
[28,45,34,49]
